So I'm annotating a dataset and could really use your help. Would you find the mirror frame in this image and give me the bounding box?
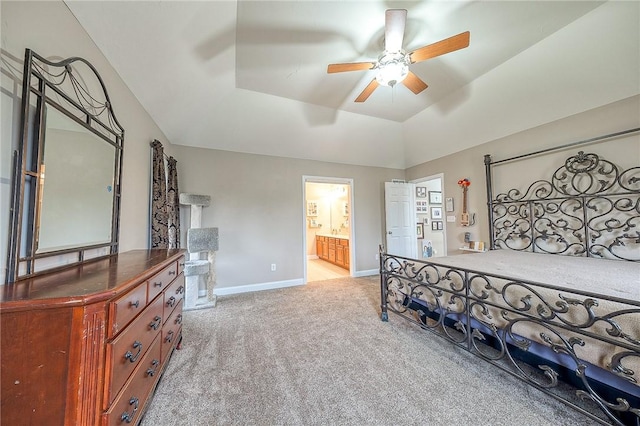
[6,49,124,283]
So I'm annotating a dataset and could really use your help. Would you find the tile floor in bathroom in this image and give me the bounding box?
[307,258,349,282]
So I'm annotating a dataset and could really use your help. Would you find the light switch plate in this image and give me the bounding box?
[446,215,456,222]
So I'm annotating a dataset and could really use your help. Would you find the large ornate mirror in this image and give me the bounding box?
[6,49,124,283]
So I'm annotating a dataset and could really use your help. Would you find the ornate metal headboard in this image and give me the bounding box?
[484,131,640,261]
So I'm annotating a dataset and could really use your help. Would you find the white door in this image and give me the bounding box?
[384,182,416,258]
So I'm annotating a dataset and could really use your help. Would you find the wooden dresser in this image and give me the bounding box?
[0,249,186,426]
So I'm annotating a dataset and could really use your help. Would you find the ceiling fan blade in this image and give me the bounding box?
[355,79,379,103]
[409,31,470,63]
[402,72,428,94]
[327,62,376,74]
[385,9,407,53]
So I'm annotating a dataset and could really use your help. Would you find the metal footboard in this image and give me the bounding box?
[379,251,640,426]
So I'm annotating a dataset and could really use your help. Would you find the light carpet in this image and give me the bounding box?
[141,276,593,426]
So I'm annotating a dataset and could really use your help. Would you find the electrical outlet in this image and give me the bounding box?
[270,263,276,271]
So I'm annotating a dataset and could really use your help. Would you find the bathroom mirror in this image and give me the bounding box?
[6,49,124,282]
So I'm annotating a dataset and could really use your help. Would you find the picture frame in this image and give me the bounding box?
[416,186,427,198]
[416,223,424,239]
[428,191,442,204]
[430,206,442,219]
[306,200,318,216]
[432,220,443,231]
[422,240,434,258]
[342,202,349,216]
[438,221,444,230]
[445,197,454,212]
[416,200,428,212]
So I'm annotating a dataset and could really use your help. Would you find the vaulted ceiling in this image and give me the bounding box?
[65,1,639,169]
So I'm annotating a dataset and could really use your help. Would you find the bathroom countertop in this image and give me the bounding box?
[316,233,349,240]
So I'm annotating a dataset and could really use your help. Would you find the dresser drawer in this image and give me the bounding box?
[161,300,183,363]
[105,295,163,405]
[104,335,162,426]
[163,273,185,321]
[147,261,178,302]
[109,283,148,338]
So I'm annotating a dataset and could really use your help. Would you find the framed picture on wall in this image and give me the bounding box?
[416,186,427,198]
[422,240,434,258]
[431,207,443,219]
[416,223,424,239]
[306,200,318,216]
[428,191,442,204]
[445,197,454,212]
[432,220,443,231]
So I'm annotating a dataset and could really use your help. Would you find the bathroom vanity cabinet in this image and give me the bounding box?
[315,235,349,270]
[0,249,185,426]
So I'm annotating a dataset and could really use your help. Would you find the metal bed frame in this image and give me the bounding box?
[380,129,640,425]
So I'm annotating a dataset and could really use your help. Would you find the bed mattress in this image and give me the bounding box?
[430,249,639,301]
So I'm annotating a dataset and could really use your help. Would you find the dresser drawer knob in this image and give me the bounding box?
[166,296,176,308]
[120,397,139,424]
[146,359,160,377]
[169,270,176,276]
[176,286,184,295]
[124,341,143,363]
[165,330,174,343]
[153,281,162,287]
[149,315,162,330]
[129,300,139,308]
[175,314,183,325]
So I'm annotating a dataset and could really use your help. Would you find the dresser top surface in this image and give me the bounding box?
[1,249,185,309]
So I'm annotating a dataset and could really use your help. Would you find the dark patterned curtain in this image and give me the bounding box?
[166,156,180,249]
[150,140,168,248]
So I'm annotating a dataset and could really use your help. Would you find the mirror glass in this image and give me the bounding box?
[306,183,350,235]
[36,107,116,253]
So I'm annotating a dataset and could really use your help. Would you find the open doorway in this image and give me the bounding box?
[412,174,447,259]
[302,177,354,283]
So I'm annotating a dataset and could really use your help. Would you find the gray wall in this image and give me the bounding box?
[2,1,638,291]
[0,1,404,289]
[406,95,640,254]
[175,146,403,289]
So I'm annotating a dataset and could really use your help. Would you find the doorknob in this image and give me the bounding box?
[388,231,392,234]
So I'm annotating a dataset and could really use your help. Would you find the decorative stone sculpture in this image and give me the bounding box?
[179,193,218,310]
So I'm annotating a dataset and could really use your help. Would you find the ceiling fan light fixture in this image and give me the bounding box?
[375,52,409,87]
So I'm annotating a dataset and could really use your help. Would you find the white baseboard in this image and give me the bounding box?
[307,255,319,260]
[354,269,379,277]
[213,278,304,296]
[214,271,379,297]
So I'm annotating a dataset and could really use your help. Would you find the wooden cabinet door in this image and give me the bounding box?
[336,246,344,265]
[344,245,350,268]
[316,238,322,259]
[328,238,336,262]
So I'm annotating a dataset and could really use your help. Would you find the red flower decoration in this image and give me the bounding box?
[458,178,471,187]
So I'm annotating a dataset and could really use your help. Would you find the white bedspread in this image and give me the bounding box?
[432,249,639,301]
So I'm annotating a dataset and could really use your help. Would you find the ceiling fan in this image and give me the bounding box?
[327,9,470,102]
